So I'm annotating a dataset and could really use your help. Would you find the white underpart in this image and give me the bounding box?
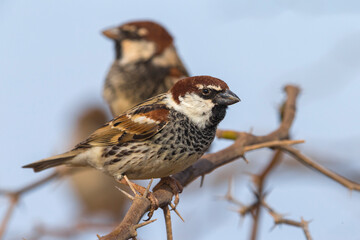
[196,84,222,91]
[167,93,214,129]
[73,147,104,169]
[119,40,156,65]
[131,115,159,124]
[152,46,181,67]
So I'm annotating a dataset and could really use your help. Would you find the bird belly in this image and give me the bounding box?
[124,151,201,180]
[102,142,203,180]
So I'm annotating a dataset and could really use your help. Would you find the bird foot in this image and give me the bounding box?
[118,176,159,221]
[153,176,183,209]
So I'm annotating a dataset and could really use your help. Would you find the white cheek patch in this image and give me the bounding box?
[167,93,214,128]
[119,40,156,65]
[152,46,179,67]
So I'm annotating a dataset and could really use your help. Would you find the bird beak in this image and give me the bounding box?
[102,27,122,40]
[215,90,241,106]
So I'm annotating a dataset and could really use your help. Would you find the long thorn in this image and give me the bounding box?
[124,175,137,195]
[115,186,134,200]
[144,178,153,197]
[200,174,205,187]
[134,219,157,229]
[170,203,185,222]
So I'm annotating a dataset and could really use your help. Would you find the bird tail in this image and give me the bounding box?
[22,149,83,172]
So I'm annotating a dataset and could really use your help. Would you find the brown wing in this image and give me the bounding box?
[76,94,169,148]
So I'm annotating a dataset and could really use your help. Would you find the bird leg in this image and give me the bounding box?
[118,176,159,221]
[153,176,183,209]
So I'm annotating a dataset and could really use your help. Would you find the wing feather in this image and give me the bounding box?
[76,94,169,148]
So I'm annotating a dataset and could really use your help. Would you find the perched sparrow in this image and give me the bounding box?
[23,76,239,192]
[102,20,189,116]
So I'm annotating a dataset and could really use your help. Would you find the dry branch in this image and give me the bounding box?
[222,166,313,240]
[26,221,117,240]
[0,168,82,240]
[0,170,66,239]
[250,149,283,240]
[262,201,312,240]
[278,145,360,191]
[162,206,173,240]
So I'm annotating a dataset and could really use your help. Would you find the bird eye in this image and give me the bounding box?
[202,88,210,95]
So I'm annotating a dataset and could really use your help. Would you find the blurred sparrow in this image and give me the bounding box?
[68,106,126,219]
[23,76,239,204]
[69,21,188,218]
[102,20,189,116]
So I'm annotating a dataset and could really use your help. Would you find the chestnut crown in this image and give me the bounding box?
[103,20,173,55]
[170,76,234,104]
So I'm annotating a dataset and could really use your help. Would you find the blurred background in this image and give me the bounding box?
[1,0,360,239]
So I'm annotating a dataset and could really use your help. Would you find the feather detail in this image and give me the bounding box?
[76,94,169,148]
[22,149,85,172]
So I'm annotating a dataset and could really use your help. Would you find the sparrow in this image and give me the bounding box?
[102,20,189,117]
[23,76,240,203]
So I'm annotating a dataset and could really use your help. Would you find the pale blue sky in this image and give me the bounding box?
[1,1,360,239]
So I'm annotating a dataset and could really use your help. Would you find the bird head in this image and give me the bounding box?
[167,76,240,128]
[103,20,176,65]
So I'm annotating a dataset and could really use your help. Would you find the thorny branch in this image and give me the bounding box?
[278,145,360,191]
[223,177,313,240]
[28,221,117,240]
[162,206,173,240]
[262,201,312,240]
[0,168,78,239]
[0,170,65,239]
[224,177,313,240]
[250,149,284,240]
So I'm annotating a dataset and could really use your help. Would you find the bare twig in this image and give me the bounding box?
[219,178,243,206]
[238,202,258,218]
[279,145,360,191]
[0,170,68,239]
[162,206,173,240]
[0,195,18,240]
[262,201,312,240]
[222,164,313,240]
[28,221,117,240]
[250,149,283,240]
